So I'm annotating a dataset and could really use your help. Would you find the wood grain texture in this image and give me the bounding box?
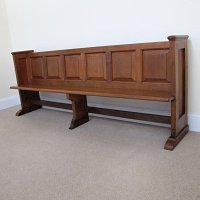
[64,54,81,80]
[34,100,171,124]
[30,57,44,79]
[164,125,189,150]
[142,49,170,83]
[16,90,42,116]
[168,36,189,138]
[10,85,174,102]
[17,58,29,85]
[112,51,136,82]
[86,53,107,81]
[67,94,89,129]
[46,56,62,79]
[11,35,189,150]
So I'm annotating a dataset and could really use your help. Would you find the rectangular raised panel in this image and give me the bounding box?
[30,57,44,79]
[18,58,28,84]
[65,55,81,80]
[46,56,62,79]
[112,51,136,81]
[86,53,106,81]
[178,49,185,118]
[142,49,170,83]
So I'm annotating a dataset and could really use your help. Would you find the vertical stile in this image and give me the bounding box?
[42,56,47,79]
[106,51,112,82]
[60,54,65,80]
[26,56,32,84]
[81,53,86,81]
[135,49,142,83]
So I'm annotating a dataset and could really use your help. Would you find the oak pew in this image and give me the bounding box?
[10,35,189,150]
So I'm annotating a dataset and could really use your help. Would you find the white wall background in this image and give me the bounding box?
[0,0,16,98]
[2,0,200,127]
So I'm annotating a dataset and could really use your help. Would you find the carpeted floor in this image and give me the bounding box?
[0,106,200,200]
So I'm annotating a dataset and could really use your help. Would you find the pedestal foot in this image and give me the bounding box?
[164,125,189,150]
[67,94,89,130]
[69,115,89,129]
[16,105,42,116]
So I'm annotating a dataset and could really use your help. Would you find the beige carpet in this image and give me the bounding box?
[0,106,200,200]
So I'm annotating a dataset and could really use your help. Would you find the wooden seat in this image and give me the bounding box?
[10,35,189,150]
[10,85,174,102]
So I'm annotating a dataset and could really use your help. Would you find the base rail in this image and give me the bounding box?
[34,100,171,125]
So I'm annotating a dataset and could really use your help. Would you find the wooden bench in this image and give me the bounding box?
[10,35,189,150]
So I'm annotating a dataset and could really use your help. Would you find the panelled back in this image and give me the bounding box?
[15,41,172,93]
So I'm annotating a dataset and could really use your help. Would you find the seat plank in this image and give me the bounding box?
[10,85,174,102]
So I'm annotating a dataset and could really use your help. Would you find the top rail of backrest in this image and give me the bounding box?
[27,41,170,57]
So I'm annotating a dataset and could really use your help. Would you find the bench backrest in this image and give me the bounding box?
[12,35,188,102]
